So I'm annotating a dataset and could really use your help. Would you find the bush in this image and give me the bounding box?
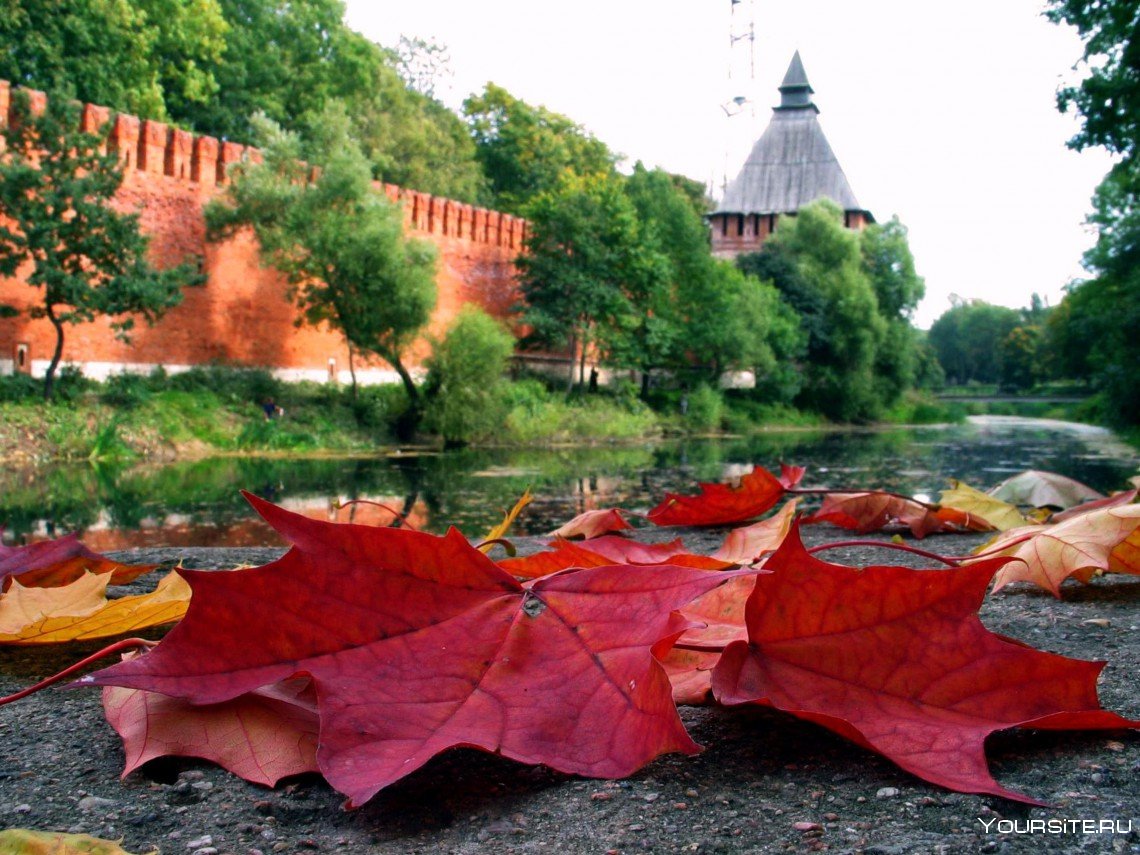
[169,365,280,404]
[683,384,725,433]
[100,372,154,408]
[424,308,515,446]
[0,373,40,402]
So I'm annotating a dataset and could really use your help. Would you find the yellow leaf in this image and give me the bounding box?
[0,829,152,855]
[939,480,1031,531]
[479,489,532,552]
[0,570,190,644]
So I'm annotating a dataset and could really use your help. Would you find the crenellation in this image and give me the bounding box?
[167,128,193,180]
[191,135,219,186]
[109,114,140,169]
[216,141,244,185]
[139,120,168,175]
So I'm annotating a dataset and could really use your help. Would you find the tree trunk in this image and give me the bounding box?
[390,355,421,441]
[347,344,358,401]
[43,306,65,401]
[579,348,587,391]
[565,333,577,396]
[640,371,650,398]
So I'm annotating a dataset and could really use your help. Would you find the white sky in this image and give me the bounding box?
[344,0,1114,328]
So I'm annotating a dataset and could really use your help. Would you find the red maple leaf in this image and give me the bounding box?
[648,466,786,527]
[805,492,992,538]
[0,534,154,590]
[499,536,729,580]
[87,495,740,807]
[549,508,633,539]
[712,525,1137,803]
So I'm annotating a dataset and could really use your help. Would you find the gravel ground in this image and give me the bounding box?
[1,526,1138,855]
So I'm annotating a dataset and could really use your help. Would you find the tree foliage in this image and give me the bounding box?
[424,307,515,446]
[0,92,198,399]
[204,109,436,430]
[927,300,1022,386]
[0,0,228,121]
[1046,0,1140,424]
[464,83,618,215]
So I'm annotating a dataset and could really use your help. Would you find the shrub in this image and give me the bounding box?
[424,308,515,446]
[0,373,40,402]
[683,384,725,433]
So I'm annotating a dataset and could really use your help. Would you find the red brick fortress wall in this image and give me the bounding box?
[0,82,525,384]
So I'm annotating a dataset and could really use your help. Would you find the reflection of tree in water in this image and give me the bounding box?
[0,423,1135,546]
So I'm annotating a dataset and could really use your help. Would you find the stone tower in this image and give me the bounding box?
[709,51,873,258]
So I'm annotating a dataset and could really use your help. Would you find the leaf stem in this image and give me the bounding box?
[0,637,157,706]
[333,498,414,529]
[788,487,933,507]
[945,532,1035,562]
[806,540,961,566]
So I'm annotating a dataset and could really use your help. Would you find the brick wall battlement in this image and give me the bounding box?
[0,82,524,385]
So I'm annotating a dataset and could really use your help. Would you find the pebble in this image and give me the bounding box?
[876,787,900,799]
[1082,619,1111,627]
[590,791,612,801]
[186,836,214,849]
[644,792,660,803]
[13,804,31,814]
[794,822,823,832]
[192,849,218,855]
[78,796,115,812]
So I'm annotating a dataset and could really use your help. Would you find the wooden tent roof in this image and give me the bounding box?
[714,52,872,221]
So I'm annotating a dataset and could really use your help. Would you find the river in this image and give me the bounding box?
[1,416,1136,550]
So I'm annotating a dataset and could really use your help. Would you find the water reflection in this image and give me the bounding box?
[1,417,1135,549]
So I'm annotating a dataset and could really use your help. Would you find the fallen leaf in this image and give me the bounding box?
[648,466,786,527]
[549,508,633,539]
[804,493,991,538]
[0,535,154,590]
[661,647,721,705]
[939,480,1031,531]
[983,505,1140,596]
[778,463,806,489]
[988,469,1103,509]
[1050,488,1138,524]
[498,536,729,580]
[713,500,799,563]
[711,525,1137,803]
[0,570,190,644]
[103,673,319,787]
[0,829,151,854]
[479,489,533,552]
[88,494,742,807]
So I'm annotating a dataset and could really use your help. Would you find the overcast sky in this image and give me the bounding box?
[344,0,1114,328]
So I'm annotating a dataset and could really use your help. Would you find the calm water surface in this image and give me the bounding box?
[2,416,1136,550]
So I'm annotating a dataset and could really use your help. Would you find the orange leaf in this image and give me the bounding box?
[103,675,319,787]
[982,505,1140,596]
[713,500,798,563]
[0,535,154,590]
[940,480,1031,531]
[479,489,533,552]
[805,492,991,538]
[549,508,633,539]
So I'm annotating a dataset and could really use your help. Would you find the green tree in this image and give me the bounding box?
[1047,0,1140,424]
[763,200,887,422]
[927,300,1021,386]
[0,0,227,120]
[516,173,653,393]
[0,92,198,399]
[464,83,618,214]
[999,326,1044,392]
[205,108,437,434]
[423,307,515,447]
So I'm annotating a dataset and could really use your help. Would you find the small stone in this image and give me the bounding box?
[78,796,116,812]
[13,804,31,814]
[1106,741,1125,752]
[272,844,289,853]
[191,781,213,791]
[644,792,660,803]
[685,789,699,798]
[186,836,213,849]
[1082,619,1111,627]
[590,792,612,801]
[876,787,900,799]
[823,813,839,821]
[628,824,646,832]
[794,822,823,832]
[673,802,688,810]
[192,849,218,855]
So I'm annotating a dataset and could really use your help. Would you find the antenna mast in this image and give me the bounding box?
[721,0,757,195]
